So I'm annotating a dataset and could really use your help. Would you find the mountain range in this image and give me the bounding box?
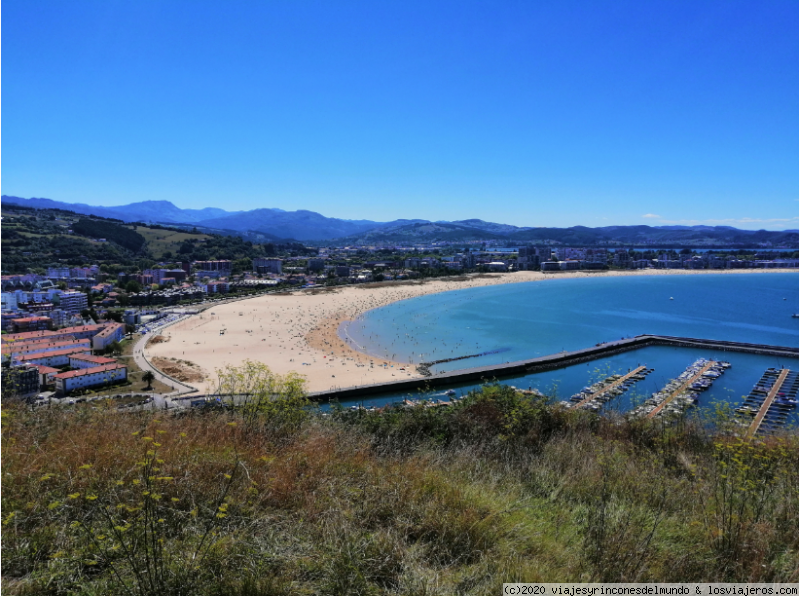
[2,195,797,247]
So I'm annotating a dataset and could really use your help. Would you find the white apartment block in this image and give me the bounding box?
[91,323,125,351]
[58,291,89,315]
[54,363,128,394]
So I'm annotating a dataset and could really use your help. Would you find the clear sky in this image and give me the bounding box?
[3,1,798,229]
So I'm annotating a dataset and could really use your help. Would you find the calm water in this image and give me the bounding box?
[336,273,799,420]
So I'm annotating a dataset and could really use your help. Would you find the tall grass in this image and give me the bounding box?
[3,380,799,595]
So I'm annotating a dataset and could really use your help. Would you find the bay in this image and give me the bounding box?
[336,273,799,423]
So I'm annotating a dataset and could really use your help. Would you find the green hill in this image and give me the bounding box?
[2,374,797,594]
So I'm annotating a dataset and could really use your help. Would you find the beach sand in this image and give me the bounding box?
[144,268,797,394]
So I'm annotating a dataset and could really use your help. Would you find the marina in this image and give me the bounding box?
[629,358,731,420]
[562,365,652,412]
[737,368,799,438]
[308,335,795,401]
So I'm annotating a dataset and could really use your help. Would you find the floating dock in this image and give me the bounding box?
[646,360,720,419]
[629,358,730,420]
[565,365,651,412]
[738,368,798,438]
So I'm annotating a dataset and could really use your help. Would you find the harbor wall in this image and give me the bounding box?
[307,335,799,402]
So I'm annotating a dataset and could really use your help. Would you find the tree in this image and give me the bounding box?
[143,370,155,390]
[126,280,142,293]
[214,360,309,431]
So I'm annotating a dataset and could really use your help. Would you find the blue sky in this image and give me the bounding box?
[3,1,798,229]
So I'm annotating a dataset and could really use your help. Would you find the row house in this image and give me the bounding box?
[69,354,118,369]
[2,338,91,362]
[18,346,92,368]
[2,330,58,344]
[57,324,116,342]
[54,363,128,395]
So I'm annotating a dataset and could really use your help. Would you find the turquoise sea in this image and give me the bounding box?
[337,273,799,422]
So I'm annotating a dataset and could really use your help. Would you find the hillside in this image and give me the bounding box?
[2,378,798,594]
[341,222,799,247]
[0,204,292,274]
[4,195,799,247]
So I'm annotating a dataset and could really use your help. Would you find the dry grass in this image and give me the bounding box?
[3,383,799,595]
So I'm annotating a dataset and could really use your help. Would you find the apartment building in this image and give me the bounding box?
[252,258,283,274]
[18,346,92,367]
[69,354,118,369]
[54,363,128,395]
[91,323,125,352]
[58,291,89,314]
[11,317,54,333]
[193,260,232,272]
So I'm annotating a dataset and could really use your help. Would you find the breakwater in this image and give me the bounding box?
[415,347,511,376]
[308,334,799,402]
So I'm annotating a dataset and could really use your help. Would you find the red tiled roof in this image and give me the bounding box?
[18,347,91,361]
[58,324,107,335]
[34,365,60,374]
[70,354,117,365]
[54,363,126,379]
[2,331,56,343]
[95,323,124,338]
[2,339,90,355]
[11,316,52,323]
[2,333,72,345]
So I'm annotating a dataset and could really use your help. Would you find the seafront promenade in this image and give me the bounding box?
[307,334,799,401]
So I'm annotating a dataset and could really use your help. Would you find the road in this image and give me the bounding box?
[131,315,198,409]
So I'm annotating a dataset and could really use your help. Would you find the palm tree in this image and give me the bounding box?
[143,370,155,390]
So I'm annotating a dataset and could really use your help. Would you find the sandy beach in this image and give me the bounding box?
[144,268,797,394]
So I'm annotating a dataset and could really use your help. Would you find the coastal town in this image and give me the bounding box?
[5,2,799,589]
[2,229,797,400]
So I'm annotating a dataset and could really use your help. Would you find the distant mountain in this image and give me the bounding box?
[451,219,531,234]
[195,209,424,241]
[110,200,238,223]
[0,195,238,224]
[338,221,799,247]
[1,195,423,241]
[3,195,798,247]
[337,221,509,244]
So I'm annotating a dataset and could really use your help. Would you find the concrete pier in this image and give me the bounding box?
[746,369,791,439]
[571,366,647,409]
[308,334,799,402]
[646,361,717,419]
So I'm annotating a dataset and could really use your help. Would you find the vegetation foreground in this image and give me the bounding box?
[2,367,799,595]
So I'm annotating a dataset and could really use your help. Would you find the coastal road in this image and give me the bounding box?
[131,316,198,408]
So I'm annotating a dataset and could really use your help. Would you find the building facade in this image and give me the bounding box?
[54,364,128,394]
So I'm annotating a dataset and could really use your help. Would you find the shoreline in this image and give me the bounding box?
[143,268,798,394]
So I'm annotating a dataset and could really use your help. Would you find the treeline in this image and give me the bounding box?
[71,219,146,252]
